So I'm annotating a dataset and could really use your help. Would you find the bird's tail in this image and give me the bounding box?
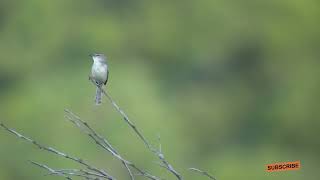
[95,86,102,105]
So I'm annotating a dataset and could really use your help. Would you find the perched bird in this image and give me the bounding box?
[90,53,109,105]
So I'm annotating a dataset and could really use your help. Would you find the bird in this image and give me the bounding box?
[90,53,109,105]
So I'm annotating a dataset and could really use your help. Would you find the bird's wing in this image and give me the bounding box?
[104,69,109,85]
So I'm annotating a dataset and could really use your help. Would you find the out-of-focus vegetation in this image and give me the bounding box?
[0,0,319,179]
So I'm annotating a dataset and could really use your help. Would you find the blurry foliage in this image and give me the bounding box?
[0,0,319,179]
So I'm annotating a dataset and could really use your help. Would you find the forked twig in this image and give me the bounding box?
[0,123,115,180]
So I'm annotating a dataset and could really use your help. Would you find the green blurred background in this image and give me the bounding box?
[0,0,319,179]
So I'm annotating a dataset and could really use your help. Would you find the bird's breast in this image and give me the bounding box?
[91,63,108,83]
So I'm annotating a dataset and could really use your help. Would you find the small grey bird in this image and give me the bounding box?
[90,53,109,105]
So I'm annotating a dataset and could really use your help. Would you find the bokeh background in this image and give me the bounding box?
[0,0,319,179]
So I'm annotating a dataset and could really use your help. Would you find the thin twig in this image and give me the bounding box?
[64,109,161,180]
[91,79,150,149]
[29,161,73,180]
[0,123,115,180]
[30,161,106,180]
[189,168,217,180]
[89,78,183,180]
[153,139,182,180]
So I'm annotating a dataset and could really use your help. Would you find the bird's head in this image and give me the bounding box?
[90,53,107,63]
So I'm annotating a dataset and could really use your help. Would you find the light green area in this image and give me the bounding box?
[0,0,319,179]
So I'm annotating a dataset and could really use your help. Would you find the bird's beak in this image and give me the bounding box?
[89,54,94,57]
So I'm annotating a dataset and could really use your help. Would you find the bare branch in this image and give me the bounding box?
[189,168,216,180]
[30,161,107,180]
[0,74,217,180]
[0,123,115,180]
[64,109,161,180]
[89,78,183,180]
